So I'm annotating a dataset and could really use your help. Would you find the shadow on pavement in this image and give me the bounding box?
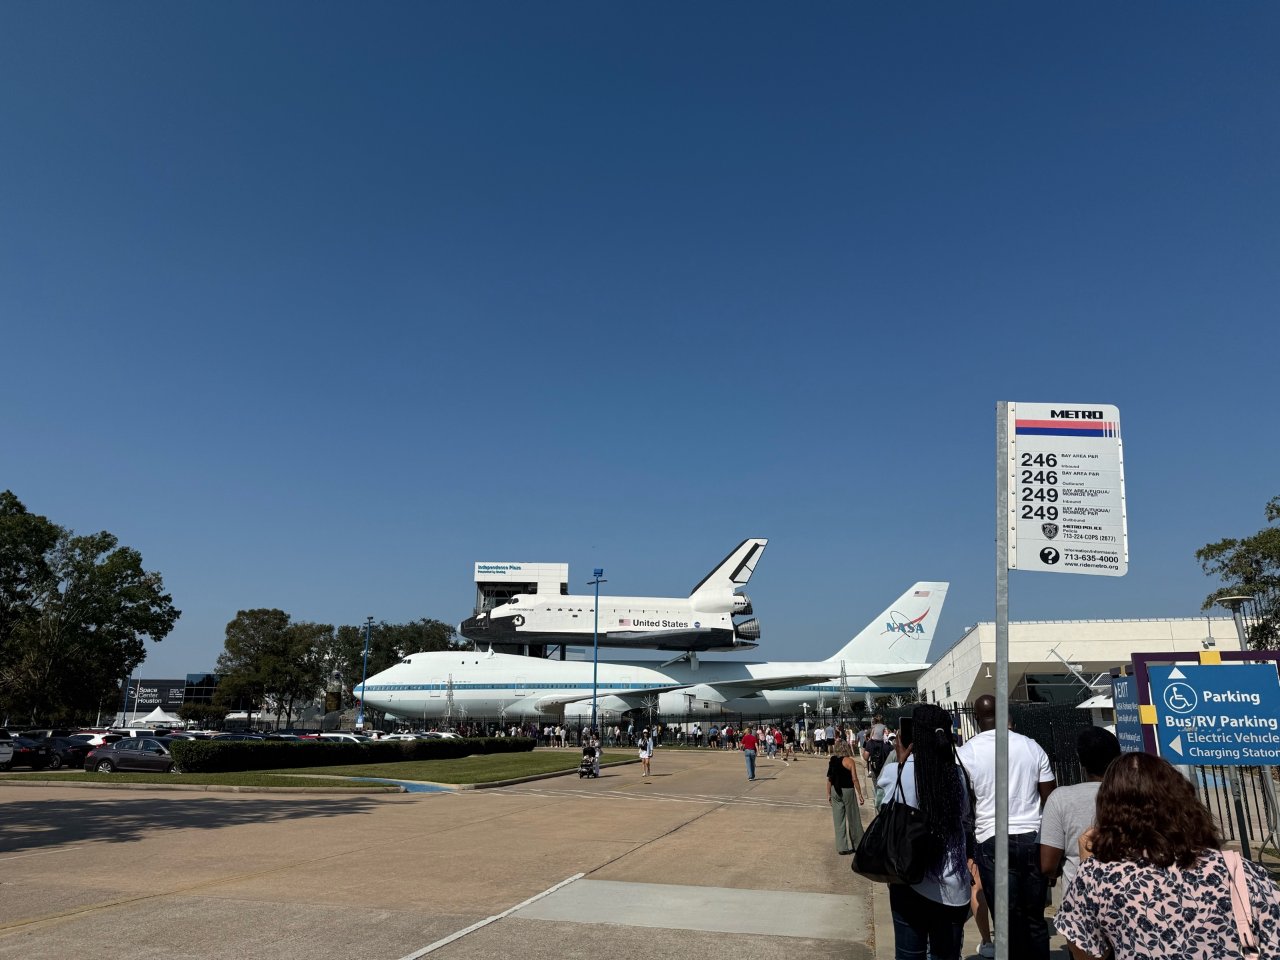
[0,796,382,853]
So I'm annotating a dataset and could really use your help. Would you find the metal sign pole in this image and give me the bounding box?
[994,402,1011,960]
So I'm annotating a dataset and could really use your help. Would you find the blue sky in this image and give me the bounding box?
[3,3,1277,677]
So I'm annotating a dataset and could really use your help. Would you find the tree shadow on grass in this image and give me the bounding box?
[0,796,384,854]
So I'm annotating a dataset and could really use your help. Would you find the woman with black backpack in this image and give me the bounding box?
[875,703,972,960]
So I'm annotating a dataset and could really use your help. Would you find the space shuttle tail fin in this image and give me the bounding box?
[824,582,949,667]
[688,539,768,600]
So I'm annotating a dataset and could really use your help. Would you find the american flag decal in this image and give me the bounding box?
[619,618,630,626]
[914,591,930,597]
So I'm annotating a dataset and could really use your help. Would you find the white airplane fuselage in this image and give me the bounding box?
[358,650,922,722]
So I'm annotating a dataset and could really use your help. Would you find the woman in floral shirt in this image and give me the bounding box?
[1055,752,1280,959]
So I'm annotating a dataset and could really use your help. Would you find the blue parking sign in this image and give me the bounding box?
[1150,663,1280,766]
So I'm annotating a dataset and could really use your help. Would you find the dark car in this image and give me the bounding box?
[83,737,176,773]
[0,736,52,771]
[210,733,265,741]
[19,728,76,741]
[44,736,94,771]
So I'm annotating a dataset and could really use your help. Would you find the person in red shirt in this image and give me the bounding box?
[740,727,759,780]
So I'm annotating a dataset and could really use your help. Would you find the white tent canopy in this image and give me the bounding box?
[130,707,183,726]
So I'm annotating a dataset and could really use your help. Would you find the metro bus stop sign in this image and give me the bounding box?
[1149,663,1280,766]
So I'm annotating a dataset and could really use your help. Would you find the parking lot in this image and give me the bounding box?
[0,749,879,960]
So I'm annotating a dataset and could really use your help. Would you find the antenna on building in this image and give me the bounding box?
[1047,644,1109,692]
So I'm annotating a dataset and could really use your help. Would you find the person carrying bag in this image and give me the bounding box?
[853,706,972,960]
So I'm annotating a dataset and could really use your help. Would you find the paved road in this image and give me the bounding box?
[0,749,882,960]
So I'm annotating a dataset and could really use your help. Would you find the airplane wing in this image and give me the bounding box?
[863,668,929,686]
[689,674,834,703]
[530,683,694,714]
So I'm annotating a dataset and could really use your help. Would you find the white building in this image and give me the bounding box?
[917,617,1241,706]
[473,562,568,613]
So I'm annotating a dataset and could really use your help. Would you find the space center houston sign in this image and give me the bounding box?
[1005,402,1128,576]
[1149,663,1280,766]
[123,679,187,713]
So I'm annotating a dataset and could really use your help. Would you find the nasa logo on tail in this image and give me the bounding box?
[882,608,930,635]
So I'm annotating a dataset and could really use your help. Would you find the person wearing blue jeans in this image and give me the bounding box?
[975,832,1049,960]
[741,727,758,780]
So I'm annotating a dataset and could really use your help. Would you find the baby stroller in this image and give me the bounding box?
[578,744,600,778]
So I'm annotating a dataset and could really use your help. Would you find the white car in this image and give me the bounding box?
[317,733,371,744]
[68,732,125,747]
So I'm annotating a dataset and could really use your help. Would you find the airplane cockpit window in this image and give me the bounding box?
[508,598,518,604]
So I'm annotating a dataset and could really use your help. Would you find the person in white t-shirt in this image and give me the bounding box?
[956,695,1056,960]
[1039,726,1120,890]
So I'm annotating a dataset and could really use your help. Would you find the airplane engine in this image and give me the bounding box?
[732,592,753,616]
[735,618,761,641]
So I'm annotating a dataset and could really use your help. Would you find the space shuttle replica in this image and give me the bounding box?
[460,538,768,654]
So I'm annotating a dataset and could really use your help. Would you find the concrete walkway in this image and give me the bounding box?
[0,747,1070,959]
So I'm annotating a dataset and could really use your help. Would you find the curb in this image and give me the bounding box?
[0,779,404,795]
[0,757,641,795]
[422,758,641,791]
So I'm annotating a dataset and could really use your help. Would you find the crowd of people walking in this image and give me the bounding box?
[531,700,1280,959]
[832,698,1280,960]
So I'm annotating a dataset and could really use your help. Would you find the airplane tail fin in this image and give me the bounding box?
[824,582,949,667]
[688,538,768,601]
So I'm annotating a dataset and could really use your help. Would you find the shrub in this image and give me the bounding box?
[169,737,535,773]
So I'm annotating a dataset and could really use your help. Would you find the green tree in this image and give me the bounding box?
[1197,496,1280,649]
[328,618,460,708]
[215,610,331,729]
[0,492,180,724]
[178,702,228,728]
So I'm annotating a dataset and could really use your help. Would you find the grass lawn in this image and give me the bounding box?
[0,771,395,789]
[270,750,633,784]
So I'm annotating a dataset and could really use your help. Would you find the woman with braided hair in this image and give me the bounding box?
[876,703,971,960]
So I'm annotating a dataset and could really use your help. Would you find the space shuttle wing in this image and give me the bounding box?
[605,627,754,652]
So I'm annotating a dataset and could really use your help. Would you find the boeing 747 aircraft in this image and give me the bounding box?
[358,581,948,723]
[459,538,767,653]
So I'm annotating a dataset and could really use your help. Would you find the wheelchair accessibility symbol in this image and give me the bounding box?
[1163,682,1198,715]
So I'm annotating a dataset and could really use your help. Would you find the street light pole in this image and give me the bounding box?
[358,615,373,732]
[1215,596,1255,653]
[1216,595,1259,859]
[589,569,606,734]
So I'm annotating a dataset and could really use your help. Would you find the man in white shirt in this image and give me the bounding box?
[957,695,1056,960]
[1039,726,1120,891]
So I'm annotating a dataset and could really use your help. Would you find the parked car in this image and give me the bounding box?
[19,728,76,741]
[210,733,264,741]
[317,733,372,744]
[43,736,95,770]
[0,737,52,771]
[83,737,176,773]
[67,732,124,747]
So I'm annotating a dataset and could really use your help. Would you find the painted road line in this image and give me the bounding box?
[396,873,585,960]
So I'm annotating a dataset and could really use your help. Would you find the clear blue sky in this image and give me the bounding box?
[3,3,1277,678]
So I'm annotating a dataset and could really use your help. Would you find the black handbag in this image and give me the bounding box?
[852,761,934,885]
